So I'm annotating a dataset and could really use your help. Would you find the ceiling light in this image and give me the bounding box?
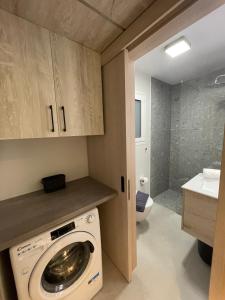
[164,37,191,58]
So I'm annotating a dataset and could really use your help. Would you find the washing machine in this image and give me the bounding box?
[10,208,102,300]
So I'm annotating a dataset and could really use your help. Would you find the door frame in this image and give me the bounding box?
[209,130,225,300]
[100,0,225,296]
[128,0,225,61]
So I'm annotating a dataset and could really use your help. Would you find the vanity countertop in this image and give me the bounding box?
[0,177,117,252]
[182,173,219,199]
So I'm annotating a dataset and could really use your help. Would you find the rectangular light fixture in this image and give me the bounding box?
[164,37,191,58]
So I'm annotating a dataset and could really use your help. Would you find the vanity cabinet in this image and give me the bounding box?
[0,9,103,140]
[51,33,104,136]
[182,189,217,246]
[0,10,57,139]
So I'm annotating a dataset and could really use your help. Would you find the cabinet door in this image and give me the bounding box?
[0,10,58,139]
[50,33,104,136]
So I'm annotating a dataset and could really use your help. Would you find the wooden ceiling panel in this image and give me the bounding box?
[0,0,16,12]
[83,0,156,28]
[0,0,123,51]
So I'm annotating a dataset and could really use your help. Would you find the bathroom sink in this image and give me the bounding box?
[202,177,219,195]
[182,173,219,199]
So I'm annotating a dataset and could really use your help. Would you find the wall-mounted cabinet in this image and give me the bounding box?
[0,10,58,139]
[51,33,104,136]
[0,9,103,140]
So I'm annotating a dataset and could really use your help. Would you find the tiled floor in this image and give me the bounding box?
[94,203,210,300]
[154,189,183,215]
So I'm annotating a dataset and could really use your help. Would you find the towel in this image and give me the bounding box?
[203,168,220,180]
[136,191,149,213]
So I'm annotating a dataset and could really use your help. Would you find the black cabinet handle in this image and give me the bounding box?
[61,106,67,132]
[49,105,55,132]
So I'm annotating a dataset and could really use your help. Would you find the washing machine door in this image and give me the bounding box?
[29,232,97,300]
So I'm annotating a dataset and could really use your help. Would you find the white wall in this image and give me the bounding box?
[0,137,88,200]
[135,69,151,194]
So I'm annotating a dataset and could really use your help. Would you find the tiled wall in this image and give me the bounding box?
[145,68,225,197]
[150,78,171,197]
[170,68,225,190]
[150,68,225,196]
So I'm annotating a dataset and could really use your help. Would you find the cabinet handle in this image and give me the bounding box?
[49,105,55,132]
[61,106,67,132]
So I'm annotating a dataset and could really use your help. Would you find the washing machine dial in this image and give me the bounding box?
[86,214,95,223]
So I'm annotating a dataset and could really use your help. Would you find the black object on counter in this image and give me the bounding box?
[41,174,66,193]
[198,240,213,266]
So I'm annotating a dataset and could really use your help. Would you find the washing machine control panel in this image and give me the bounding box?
[15,210,96,260]
[50,221,75,240]
[86,214,95,223]
[75,213,96,227]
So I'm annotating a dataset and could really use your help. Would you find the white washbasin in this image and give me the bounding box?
[182,173,220,199]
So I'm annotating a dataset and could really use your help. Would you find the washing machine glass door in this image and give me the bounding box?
[29,232,97,300]
[41,241,93,293]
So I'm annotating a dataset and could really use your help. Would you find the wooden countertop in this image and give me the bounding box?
[0,177,117,252]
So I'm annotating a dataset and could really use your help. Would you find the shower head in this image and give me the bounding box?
[214,74,225,85]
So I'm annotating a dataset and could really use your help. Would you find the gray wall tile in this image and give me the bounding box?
[150,69,225,195]
[151,78,171,197]
[169,68,225,190]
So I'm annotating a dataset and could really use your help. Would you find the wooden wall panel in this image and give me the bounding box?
[87,50,136,281]
[0,0,123,52]
[84,0,155,28]
[125,52,137,271]
[209,130,225,300]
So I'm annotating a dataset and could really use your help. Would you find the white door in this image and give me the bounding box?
[135,90,150,195]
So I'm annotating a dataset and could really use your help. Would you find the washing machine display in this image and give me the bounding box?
[10,208,103,300]
[50,221,75,240]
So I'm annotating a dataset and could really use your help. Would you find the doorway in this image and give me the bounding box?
[91,1,225,299]
[133,2,225,300]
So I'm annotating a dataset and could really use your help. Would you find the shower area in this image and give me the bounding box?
[136,67,225,215]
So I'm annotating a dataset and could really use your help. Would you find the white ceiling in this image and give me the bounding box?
[135,4,225,85]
